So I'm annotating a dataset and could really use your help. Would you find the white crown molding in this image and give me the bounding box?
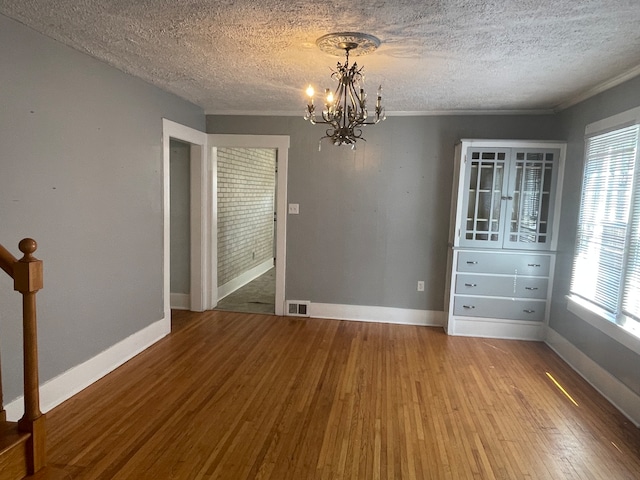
[554,64,640,112]
[205,109,556,117]
[207,64,640,118]
[205,110,306,116]
[384,109,556,116]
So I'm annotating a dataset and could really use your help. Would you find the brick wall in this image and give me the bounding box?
[217,147,276,287]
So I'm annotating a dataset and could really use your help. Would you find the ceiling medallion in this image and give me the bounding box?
[304,32,386,150]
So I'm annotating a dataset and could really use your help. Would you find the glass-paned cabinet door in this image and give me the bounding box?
[504,148,559,250]
[459,148,510,247]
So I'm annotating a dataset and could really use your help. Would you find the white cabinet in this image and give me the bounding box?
[445,140,566,340]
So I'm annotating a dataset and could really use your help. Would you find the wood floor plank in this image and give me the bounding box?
[41,310,640,479]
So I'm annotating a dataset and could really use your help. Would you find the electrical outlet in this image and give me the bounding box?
[417,281,425,292]
[288,203,299,214]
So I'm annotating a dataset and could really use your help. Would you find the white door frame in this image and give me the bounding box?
[163,121,290,320]
[209,134,290,316]
[162,119,210,323]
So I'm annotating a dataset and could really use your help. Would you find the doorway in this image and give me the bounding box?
[162,119,210,328]
[162,123,289,322]
[209,135,289,316]
[215,147,277,314]
[169,139,192,310]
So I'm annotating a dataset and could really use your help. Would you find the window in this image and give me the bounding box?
[569,109,640,343]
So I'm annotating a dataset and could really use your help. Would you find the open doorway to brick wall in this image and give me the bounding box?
[208,134,289,316]
[215,147,277,314]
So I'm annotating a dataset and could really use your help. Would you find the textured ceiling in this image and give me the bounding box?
[2,0,640,114]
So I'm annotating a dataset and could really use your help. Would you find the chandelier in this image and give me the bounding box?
[304,32,386,149]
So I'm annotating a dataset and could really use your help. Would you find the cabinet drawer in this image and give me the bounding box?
[455,274,548,299]
[457,251,550,276]
[453,296,546,322]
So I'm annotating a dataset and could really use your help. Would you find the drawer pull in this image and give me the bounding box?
[523,309,536,314]
[466,261,478,265]
[528,263,541,267]
[501,195,514,200]
[464,283,477,287]
[463,305,475,309]
[525,287,539,291]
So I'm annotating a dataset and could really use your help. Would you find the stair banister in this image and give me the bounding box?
[0,242,16,277]
[0,242,17,423]
[0,238,46,474]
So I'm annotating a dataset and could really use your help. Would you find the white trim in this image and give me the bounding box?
[206,66,640,118]
[555,65,640,112]
[566,296,640,355]
[309,303,446,327]
[208,134,290,149]
[383,109,556,117]
[448,316,544,340]
[208,134,290,316]
[206,110,313,116]
[209,146,218,309]
[170,293,191,310]
[162,119,210,322]
[204,109,556,117]
[189,143,208,312]
[545,328,640,427]
[585,104,640,136]
[5,317,170,421]
[217,258,274,301]
[456,139,568,149]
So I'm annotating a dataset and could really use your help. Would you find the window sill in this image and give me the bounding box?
[566,295,640,356]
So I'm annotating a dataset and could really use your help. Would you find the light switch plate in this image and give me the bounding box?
[288,203,299,214]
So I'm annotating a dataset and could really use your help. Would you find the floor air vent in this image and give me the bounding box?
[286,300,311,317]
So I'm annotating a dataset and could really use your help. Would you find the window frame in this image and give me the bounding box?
[567,106,640,355]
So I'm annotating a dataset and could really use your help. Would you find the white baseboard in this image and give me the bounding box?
[308,303,445,327]
[218,258,273,300]
[170,293,190,310]
[545,328,640,427]
[5,316,170,421]
[449,316,544,341]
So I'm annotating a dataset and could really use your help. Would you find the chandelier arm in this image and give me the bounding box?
[347,80,363,124]
[339,50,352,132]
[339,82,349,135]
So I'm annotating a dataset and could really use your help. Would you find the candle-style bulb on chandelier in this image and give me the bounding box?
[304,32,386,150]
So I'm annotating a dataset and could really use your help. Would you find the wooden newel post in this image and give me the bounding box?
[13,238,46,473]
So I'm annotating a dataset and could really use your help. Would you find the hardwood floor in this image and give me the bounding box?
[42,310,640,479]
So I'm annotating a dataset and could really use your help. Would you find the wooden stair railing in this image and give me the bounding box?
[0,238,46,478]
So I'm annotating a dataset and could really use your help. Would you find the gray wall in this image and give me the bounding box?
[170,140,191,295]
[551,75,640,396]
[207,114,563,310]
[0,14,204,402]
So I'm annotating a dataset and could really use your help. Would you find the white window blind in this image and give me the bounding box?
[623,160,640,320]
[570,124,640,320]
